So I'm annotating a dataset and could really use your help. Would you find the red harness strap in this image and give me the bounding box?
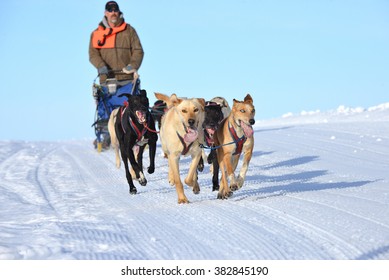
[129,118,147,142]
[120,104,147,142]
[176,132,194,156]
[228,122,246,155]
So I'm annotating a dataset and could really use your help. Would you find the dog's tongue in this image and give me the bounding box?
[206,127,216,137]
[136,111,146,123]
[205,128,215,144]
[184,128,198,143]
[241,121,254,138]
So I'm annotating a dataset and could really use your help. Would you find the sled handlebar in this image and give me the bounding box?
[109,70,127,75]
[98,70,127,76]
[94,69,138,84]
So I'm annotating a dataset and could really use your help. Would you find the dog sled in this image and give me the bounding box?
[91,71,140,152]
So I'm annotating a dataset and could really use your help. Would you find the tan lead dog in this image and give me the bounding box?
[214,94,255,199]
[155,92,206,204]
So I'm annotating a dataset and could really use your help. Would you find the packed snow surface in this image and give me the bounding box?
[1,104,389,260]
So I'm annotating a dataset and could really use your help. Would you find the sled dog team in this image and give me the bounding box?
[108,92,256,204]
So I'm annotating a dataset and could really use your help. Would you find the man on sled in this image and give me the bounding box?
[89,1,144,150]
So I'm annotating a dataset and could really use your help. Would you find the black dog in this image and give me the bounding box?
[151,99,167,130]
[114,90,158,194]
[198,101,225,191]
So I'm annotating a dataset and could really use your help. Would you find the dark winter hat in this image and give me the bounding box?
[105,1,120,11]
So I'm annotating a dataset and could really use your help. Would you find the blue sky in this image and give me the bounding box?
[1,0,388,141]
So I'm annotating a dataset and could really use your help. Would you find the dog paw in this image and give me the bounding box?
[147,166,155,174]
[129,187,137,195]
[217,191,232,200]
[193,184,200,194]
[139,178,147,186]
[207,151,215,164]
[230,184,239,191]
[212,184,220,191]
[137,172,147,186]
[178,197,189,204]
[236,176,244,188]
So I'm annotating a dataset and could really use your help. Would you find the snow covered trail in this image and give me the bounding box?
[1,108,389,260]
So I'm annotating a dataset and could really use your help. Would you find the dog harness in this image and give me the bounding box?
[129,118,148,144]
[120,106,148,145]
[228,122,246,155]
[176,132,194,156]
[92,22,127,48]
[176,119,197,155]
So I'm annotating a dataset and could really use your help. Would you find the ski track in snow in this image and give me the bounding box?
[1,108,389,260]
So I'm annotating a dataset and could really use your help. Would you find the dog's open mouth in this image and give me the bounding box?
[184,128,198,143]
[135,110,147,124]
[240,120,254,138]
[205,127,216,144]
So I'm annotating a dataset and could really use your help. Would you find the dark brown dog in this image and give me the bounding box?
[199,98,230,190]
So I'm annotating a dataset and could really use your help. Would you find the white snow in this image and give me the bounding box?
[1,104,389,260]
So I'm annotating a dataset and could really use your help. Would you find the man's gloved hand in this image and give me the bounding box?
[98,65,109,75]
[122,65,134,74]
[122,65,139,80]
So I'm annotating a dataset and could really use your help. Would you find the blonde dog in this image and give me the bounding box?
[214,94,255,199]
[155,92,205,204]
[108,107,121,168]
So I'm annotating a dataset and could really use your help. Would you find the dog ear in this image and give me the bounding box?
[154,92,169,102]
[244,94,253,104]
[196,98,206,109]
[170,94,183,107]
[214,97,226,108]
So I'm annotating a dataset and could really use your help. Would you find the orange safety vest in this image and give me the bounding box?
[92,22,127,49]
